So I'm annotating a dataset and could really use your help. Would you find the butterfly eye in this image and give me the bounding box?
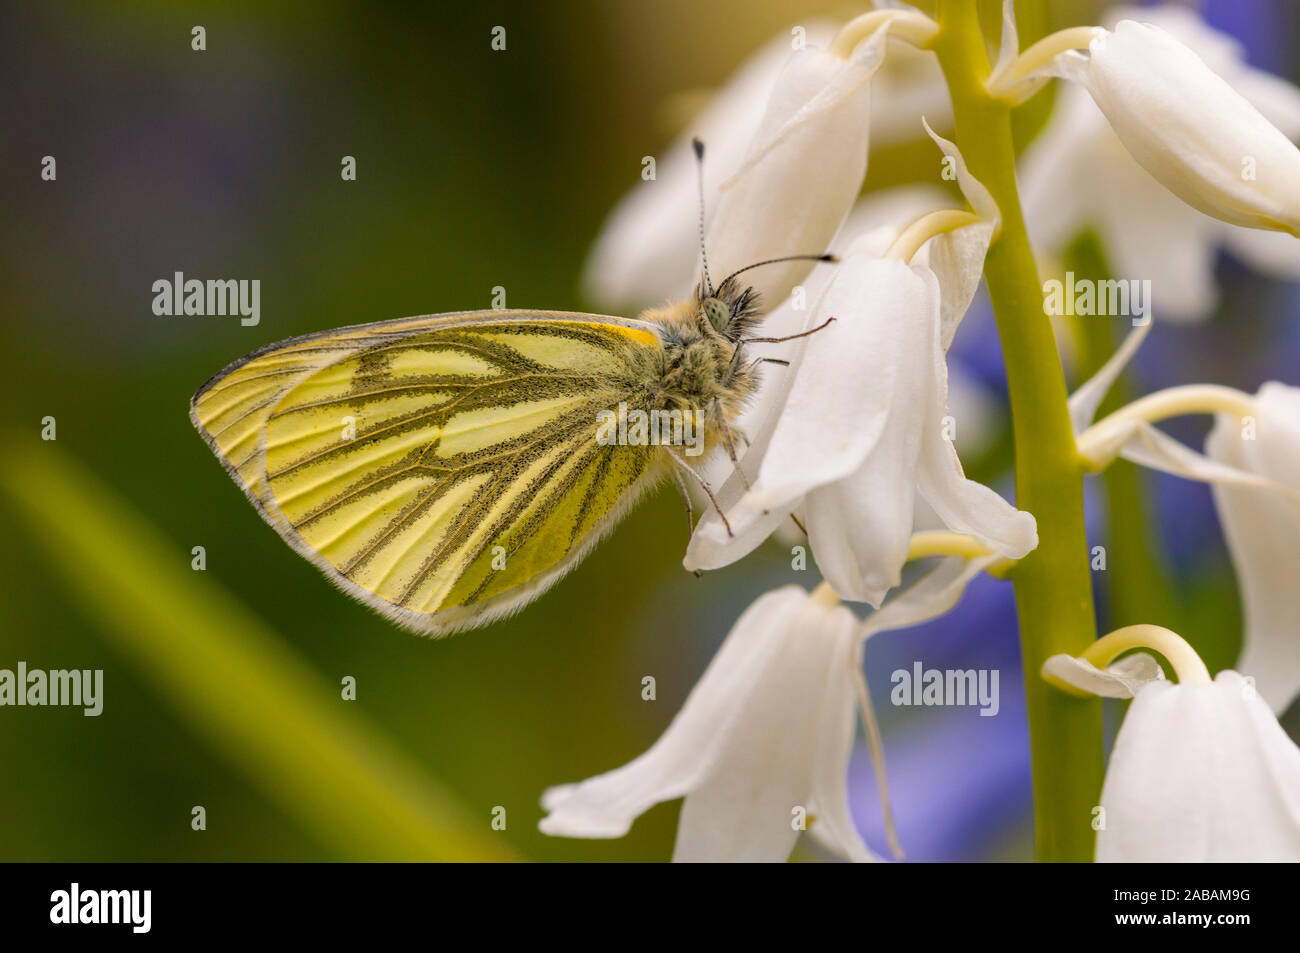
[702,297,730,331]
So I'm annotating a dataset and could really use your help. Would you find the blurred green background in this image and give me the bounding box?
[1,0,1293,862]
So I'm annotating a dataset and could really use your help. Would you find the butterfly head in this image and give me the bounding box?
[698,279,760,342]
[689,136,835,342]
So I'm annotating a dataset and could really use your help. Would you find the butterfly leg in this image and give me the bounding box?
[726,348,788,380]
[669,466,695,541]
[713,398,752,493]
[707,416,786,542]
[711,411,801,536]
[667,450,733,538]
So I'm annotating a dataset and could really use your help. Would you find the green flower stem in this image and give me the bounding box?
[935,0,1102,862]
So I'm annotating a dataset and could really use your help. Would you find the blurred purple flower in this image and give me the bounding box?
[1202,0,1293,73]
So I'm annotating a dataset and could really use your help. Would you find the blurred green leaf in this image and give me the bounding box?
[0,438,519,862]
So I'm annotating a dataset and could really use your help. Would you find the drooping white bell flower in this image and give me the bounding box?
[1072,332,1300,713]
[697,182,958,485]
[583,11,950,314]
[833,187,1004,458]
[1055,12,1300,234]
[685,131,1036,605]
[695,184,998,550]
[701,26,891,310]
[538,584,873,862]
[1096,672,1300,861]
[1205,383,1300,714]
[539,552,996,862]
[1017,5,1300,321]
[1044,627,1300,861]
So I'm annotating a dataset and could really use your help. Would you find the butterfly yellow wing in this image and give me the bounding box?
[191,310,667,635]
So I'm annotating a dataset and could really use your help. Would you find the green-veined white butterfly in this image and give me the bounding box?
[191,142,833,635]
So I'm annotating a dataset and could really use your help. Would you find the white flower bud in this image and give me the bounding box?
[1064,20,1300,235]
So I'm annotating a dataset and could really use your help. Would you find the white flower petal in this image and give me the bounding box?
[916,432,1038,560]
[1107,5,1241,65]
[707,31,887,307]
[1206,382,1300,713]
[682,490,792,574]
[928,220,996,347]
[1066,20,1300,235]
[924,121,998,225]
[685,253,934,573]
[1021,6,1300,320]
[814,553,1002,858]
[1236,381,1300,475]
[814,553,1004,860]
[1121,4,1300,139]
[538,589,802,839]
[757,257,934,493]
[1068,319,1152,432]
[725,29,884,183]
[1097,671,1300,861]
[805,638,879,862]
[990,0,1020,88]
[921,123,999,346]
[859,554,997,643]
[769,498,809,551]
[988,0,1055,103]
[916,322,1037,559]
[1117,421,1299,503]
[581,25,834,311]
[673,594,860,862]
[539,586,855,856]
[804,441,920,606]
[1042,652,1165,699]
[1021,81,1223,321]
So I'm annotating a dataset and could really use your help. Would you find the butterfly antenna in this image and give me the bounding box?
[716,253,839,293]
[692,137,714,297]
